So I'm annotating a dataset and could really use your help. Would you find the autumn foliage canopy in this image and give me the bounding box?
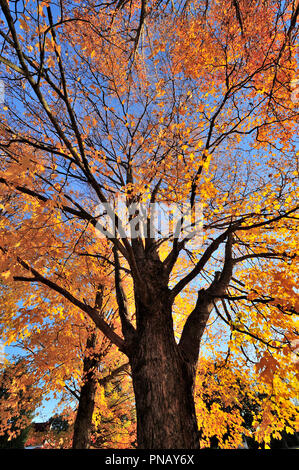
[0,0,298,449]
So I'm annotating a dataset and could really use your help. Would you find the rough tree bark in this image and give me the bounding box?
[72,329,98,449]
[116,234,234,449]
[129,300,200,449]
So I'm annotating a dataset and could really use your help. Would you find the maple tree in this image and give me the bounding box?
[0,0,298,449]
[0,358,41,446]
[0,276,134,449]
[194,354,298,449]
[71,325,134,449]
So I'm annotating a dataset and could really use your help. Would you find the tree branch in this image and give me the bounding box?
[178,234,234,366]
[98,362,130,387]
[113,245,136,342]
[170,225,237,300]
[9,253,126,352]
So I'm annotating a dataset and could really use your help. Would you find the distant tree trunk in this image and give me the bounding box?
[72,330,98,449]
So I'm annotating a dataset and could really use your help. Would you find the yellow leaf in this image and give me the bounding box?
[1,271,11,279]
[19,18,30,32]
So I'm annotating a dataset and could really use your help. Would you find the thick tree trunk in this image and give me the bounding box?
[115,242,231,449]
[72,331,98,449]
[129,297,200,449]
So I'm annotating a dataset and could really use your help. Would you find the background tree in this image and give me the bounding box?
[0,0,298,448]
[195,356,298,449]
[0,359,41,448]
[0,276,134,448]
[90,367,136,449]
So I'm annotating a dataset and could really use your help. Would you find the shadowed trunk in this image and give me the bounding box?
[122,236,234,448]
[126,253,201,449]
[129,303,200,448]
[112,230,235,448]
[72,330,98,449]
